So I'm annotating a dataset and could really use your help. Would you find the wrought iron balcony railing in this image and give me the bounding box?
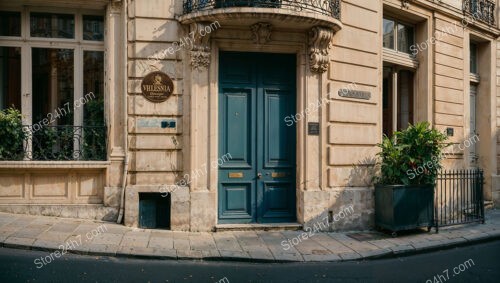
[1,125,107,161]
[463,0,496,26]
[182,0,341,20]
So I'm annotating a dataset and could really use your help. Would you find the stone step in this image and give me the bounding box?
[215,223,302,232]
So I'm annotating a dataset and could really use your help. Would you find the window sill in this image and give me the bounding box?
[0,161,110,169]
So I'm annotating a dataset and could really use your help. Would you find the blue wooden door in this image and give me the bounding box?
[218,52,296,223]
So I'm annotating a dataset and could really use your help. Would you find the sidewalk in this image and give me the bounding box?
[0,210,499,262]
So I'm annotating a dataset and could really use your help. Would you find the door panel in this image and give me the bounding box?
[218,52,296,224]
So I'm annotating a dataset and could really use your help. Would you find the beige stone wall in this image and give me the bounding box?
[127,0,182,186]
[320,0,382,230]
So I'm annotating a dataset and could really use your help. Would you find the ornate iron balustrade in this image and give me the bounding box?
[183,0,341,20]
[463,0,496,26]
[20,125,107,161]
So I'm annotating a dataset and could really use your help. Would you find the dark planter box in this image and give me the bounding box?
[375,184,435,234]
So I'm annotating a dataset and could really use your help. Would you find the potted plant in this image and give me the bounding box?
[374,122,448,235]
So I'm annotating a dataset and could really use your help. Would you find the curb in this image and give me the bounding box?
[1,233,499,263]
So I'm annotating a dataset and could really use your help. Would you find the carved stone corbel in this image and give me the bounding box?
[189,22,213,70]
[308,26,335,74]
[250,22,272,44]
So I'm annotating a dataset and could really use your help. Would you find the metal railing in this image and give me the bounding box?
[463,0,496,26]
[21,125,107,161]
[182,0,341,19]
[435,169,485,232]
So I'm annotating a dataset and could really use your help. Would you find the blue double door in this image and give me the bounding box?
[218,51,296,224]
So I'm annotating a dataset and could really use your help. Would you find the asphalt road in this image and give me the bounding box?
[0,240,499,283]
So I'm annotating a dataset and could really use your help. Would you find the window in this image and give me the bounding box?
[383,18,414,54]
[383,67,414,137]
[0,9,105,161]
[470,43,478,74]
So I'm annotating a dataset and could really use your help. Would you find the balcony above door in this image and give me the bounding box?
[179,0,342,31]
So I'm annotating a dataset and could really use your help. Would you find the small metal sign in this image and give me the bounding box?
[141,71,174,103]
[338,89,371,100]
[308,122,320,136]
[229,172,244,178]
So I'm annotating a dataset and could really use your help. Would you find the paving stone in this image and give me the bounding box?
[270,252,304,262]
[37,231,71,242]
[219,250,251,260]
[48,223,80,233]
[90,233,124,245]
[177,249,204,259]
[338,252,362,261]
[390,245,416,254]
[189,236,217,250]
[120,235,150,248]
[303,253,341,262]
[411,240,442,250]
[358,248,392,258]
[440,237,467,246]
[10,228,47,239]
[367,239,396,249]
[148,236,174,249]
[4,236,35,249]
[199,249,221,258]
[32,239,62,251]
[213,233,243,252]
[87,244,119,256]
[116,246,159,257]
[247,249,274,261]
[174,238,190,250]
[149,247,177,259]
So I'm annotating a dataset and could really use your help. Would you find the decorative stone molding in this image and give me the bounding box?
[250,22,272,44]
[308,26,335,73]
[401,0,414,9]
[189,22,213,70]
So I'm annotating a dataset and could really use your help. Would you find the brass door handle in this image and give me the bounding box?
[257,173,262,179]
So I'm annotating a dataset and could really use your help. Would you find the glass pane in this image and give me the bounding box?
[383,19,394,50]
[32,48,74,126]
[0,11,21,37]
[31,48,74,160]
[0,47,21,110]
[30,13,74,39]
[83,51,105,160]
[397,24,414,54]
[470,43,478,74]
[83,51,104,125]
[83,15,104,41]
[397,70,414,131]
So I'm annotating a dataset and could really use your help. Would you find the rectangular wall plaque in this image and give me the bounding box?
[308,122,320,135]
[228,172,243,178]
[338,89,371,100]
[272,172,288,178]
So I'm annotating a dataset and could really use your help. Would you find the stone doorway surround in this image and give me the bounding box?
[181,19,342,231]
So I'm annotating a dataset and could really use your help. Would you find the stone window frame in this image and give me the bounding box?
[0,5,105,161]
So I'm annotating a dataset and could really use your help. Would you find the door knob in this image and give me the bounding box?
[257,173,262,179]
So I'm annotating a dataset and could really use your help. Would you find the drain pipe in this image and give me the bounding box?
[117,0,128,224]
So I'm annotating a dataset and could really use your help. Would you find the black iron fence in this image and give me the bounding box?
[11,125,107,161]
[463,0,496,26]
[435,169,485,232]
[183,0,341,19]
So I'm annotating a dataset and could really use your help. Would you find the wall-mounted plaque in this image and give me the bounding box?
[141,71,174,103]
[338,89,371,100]
[308,122,320,135]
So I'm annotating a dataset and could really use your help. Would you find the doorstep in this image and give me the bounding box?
[215,223,302,232]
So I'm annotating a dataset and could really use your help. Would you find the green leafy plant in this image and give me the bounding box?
[0,108,26,160]
[375,122,449,185]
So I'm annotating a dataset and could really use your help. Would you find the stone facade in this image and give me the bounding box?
[0,0,499,230]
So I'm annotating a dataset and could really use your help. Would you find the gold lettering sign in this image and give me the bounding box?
[141,71,174,103]
[229,172,244,178]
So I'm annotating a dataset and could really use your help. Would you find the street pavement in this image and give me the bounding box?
[0,210,499,263]
[0,240,499,282]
